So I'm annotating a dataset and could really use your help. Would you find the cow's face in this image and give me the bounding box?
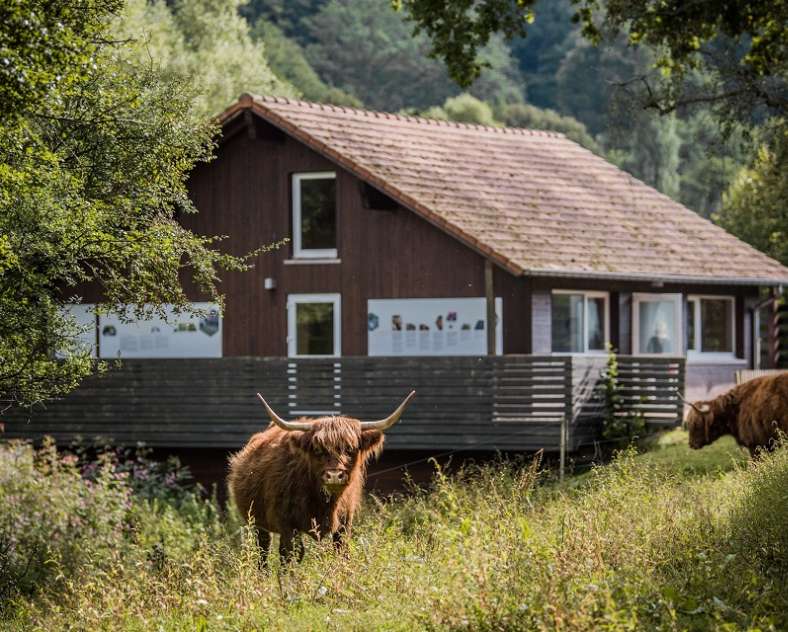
[686,404,722,449]
[686,407,709,449]
[298,419,384,496]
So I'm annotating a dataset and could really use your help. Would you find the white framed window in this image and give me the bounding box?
[292,172,337,259]
[686,295,735,360]
[287,293,341,357]
[551,290,609,354]
[632,293,682,355]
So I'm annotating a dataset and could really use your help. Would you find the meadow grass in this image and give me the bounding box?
[1,431,785,631]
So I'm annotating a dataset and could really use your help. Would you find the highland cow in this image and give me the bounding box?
[685,373,788,456]
[228,391,415,561]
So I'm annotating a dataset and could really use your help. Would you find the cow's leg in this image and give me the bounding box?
[333,520,352,551]
[279,531,304,563]
[257,529,271,568]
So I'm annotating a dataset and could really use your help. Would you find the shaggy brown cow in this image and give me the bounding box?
[228,391,415,561]
[685,373,788,455]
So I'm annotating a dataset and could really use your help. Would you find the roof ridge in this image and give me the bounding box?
[246,93,565,139]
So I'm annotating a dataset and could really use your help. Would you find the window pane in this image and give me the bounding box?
[296,302,334,355]
[300,177,336,250]
[552,294,584,353]
[639,300,677,354]
[587,297,605,351]
[701,299,732,352]
[686,301,696,351]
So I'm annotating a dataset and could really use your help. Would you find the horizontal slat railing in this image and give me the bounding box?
[3,355,685,451]
[571,356,685,448]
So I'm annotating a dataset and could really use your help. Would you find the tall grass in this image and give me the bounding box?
[1,433,785,631]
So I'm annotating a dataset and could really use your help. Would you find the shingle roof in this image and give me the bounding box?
[219,94,788,285]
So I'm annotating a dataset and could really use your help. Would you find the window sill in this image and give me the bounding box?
[284,258,341,266]
[551,351,609,357]
[686,354,745,365]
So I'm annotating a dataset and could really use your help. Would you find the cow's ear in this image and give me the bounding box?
[359,430,384,459]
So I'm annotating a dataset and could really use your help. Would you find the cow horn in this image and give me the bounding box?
[359,391,416,431]
[674,389,711,414]
[256,393,313,431]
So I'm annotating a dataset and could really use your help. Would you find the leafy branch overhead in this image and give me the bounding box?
[397,0,788,123]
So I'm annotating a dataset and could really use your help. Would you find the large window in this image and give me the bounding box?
[632,293,682,355]
[287,294,341,357]
[687,295,734,357]
[292,172,337,258]
[551,291,608,353]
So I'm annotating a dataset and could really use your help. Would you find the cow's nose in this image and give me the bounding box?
[322,470,347,486]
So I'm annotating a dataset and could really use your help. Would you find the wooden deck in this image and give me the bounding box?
[3,355,685,451]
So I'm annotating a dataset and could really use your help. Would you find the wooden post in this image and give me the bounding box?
[560,357,572,482]
[485,259,495,355]
[767,287,780,369]
[559,414,567,482]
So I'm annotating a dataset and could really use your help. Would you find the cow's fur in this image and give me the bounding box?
[227,416,384,560]
[686,373,788,455]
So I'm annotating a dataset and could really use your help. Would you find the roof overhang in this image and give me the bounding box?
[523,267,788,287]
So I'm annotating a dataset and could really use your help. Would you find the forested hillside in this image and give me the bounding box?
[118,0,783,262]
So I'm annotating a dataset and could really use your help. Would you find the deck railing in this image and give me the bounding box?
[4,355,685,451]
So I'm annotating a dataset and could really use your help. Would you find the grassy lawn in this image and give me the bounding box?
[636,429,748,475]
[1,431,785,631]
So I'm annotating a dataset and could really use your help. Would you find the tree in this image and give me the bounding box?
[250,20,360,106]
[609,112,682,200]
[239,0,327,43]
[554,34,682,198]
[507,0,576,110]
[420,94,603,155]
[305,0,526,111]
[421,93,499,126]
[497,102,601,153]
[117,0,295,118]
[676,113,747,218]
[715,122,788,266]
[0,0,124,121]
[555,32,641,136]
[0,1,264,410]
[398,0,787,126]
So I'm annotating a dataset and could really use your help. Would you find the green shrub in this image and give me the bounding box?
[0,439,132,606]
[601,345,646,448]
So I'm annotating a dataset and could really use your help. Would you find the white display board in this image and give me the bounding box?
[367,297,502,356]
[98,303,222,358]
[58,304,98,358]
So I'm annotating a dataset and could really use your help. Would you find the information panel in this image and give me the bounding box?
[59,304,98,358]
[98,303,222,358]
[367,297,502,356]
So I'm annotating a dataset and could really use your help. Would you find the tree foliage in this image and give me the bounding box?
[0,0,124,120]
[0,0,268,410]
[716,122,788,266]
[421,93,499,126]
[508,0,576,109]
[497,102,600,153]
[304,0,525,111]
[250,20,360,106]
[399,0,788,126]
[420,93,602,154]
[117,0,295,118]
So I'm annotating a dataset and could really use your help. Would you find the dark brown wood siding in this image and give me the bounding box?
[184,120,530,357]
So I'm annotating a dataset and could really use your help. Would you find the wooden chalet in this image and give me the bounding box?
[6,94,788,464]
